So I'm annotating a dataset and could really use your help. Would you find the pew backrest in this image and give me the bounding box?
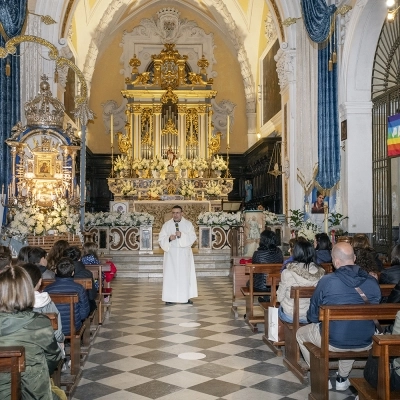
[0,346,25,400]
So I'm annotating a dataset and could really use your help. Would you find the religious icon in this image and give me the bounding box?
[40,162,49,173]
[35,157,53,177]
[166,146,176,166]
[311,189,328,214]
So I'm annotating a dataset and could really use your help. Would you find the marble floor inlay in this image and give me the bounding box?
[72,277,358,399]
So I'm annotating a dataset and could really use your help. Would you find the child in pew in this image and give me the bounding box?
[44,257,90,336]
[0,245,12,271]
[16,245,32,265]
[277,241,325,323]
[0,265,65,400]
[21,263,65,357]
[28,246,56,279]
[63,246,97,312]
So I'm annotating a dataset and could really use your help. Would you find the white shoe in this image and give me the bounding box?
[336,375,350,391]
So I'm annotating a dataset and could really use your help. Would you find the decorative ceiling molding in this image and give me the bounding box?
[267,0,285,42]
[61,0,76,38]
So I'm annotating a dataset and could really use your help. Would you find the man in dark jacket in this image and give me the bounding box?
[296,242,381,391]
[44,257,90,335]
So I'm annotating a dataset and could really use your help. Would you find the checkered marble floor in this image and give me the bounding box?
[72,277,358,400]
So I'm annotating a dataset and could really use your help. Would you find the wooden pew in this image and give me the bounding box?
[350,334,400,400]
[40,278,93,291]
[240,263,282,332]
[47,293,83,397]
[85,264,112,325]
[44,312,58,330]
[0,346,25,400]
[283,284,396,384]
[27,234,82,252]
[304,303,400,400]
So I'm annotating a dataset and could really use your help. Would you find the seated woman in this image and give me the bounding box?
[251,230,283,302]
[380,243,400,284]
[352,233,383,272]
[47,239,70,272]
[0,265,64,399]
[277,241,325,323]
[314,233,332,264]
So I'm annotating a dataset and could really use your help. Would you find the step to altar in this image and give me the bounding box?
[106,249,231,278]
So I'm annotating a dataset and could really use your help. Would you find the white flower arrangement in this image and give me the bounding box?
[180,180,195,197]
[197,211,243,227]
[205,181,222,196]
[211,155,227,171]
[177,157,192,170]
[147,181,163,199]
[149,156,166,171]
[297,221,321,242]
[193,157,208,171]
[132,158,149,170]
[114,155,130,172]
[263,210,282,226]
[85,211,154,227]
[121,181,137,196]
[7,200,80,238]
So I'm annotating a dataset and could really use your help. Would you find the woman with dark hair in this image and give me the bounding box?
[251,230,283,299]
[47,240,70,272]
[314,233,332,264]
[355,248,380,280]
[352,233,383,272]
[16,245,32,265]
[380,243,400,284]
[277,241,325,323]
[0,265,64,399]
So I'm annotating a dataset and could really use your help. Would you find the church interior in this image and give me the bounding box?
[1,0,400,399]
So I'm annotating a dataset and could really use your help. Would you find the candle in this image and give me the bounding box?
[110,113,114,145]
[227,115,230,145]
[324,201,329,233]
[76,184,80,197]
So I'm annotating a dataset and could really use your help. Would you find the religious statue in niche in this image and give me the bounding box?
[166,146,176,166]
[245,180,252,202]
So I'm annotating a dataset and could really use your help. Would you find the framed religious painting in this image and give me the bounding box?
[35,156,53,178]
[110,201,129,213]
[139,225,153,252]
[199,226,212,250]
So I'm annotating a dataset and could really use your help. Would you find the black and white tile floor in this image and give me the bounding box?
[72,277,358,399]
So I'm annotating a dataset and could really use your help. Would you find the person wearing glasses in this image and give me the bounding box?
[158,205,198,305]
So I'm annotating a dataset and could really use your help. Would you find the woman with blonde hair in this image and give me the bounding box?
[0,265,64,399]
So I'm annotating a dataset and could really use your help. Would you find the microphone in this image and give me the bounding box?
[175,222,179,238]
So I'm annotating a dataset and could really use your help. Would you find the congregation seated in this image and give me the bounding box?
[380,243,400,284]
[296,242,381,391]
[28,246,55,279]
[314,232,332,264]
[16,245,32,265]
[0,246,12,271]
[250,230,283,301]
[47,240,70,273]
[354,247,380,281]
[277,241,325,324]
[63,246,97,312]
[352,233,383,272]
[0,265,65,399]
[44,257,90,336]
[21,263,65,356]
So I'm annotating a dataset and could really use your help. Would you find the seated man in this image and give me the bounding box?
[296,242,381,391]
[44,257,90,335]
[0,246,12,271]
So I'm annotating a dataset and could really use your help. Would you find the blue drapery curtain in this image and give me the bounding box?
[301,0,340,190]
[0,1,27,198]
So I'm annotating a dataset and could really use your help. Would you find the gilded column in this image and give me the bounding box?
[178,105,186,158]
[198,105,207,159]
[133,104,141,159]
[154,105,162,157]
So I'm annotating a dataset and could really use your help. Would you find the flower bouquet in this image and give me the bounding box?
[149,156,166,171]
[197,211,242,226]
[147,181,163,199]
[114,155,129,173]
[194,157,208,171]
[85,211,154,227]
[121,181,137,196]
[177,157,192,170]
[297,221,321,242]
[263,210,282,226]
[211,155,227,171]
[179,180,195,197]
[205,181,222,196]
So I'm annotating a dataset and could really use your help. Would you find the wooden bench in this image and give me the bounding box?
[0,346,25,400]
[350,334,400,400]
[283,284,396,384]
[240,263,283,332]
[44,312,58,330]
[304,303,400,400]
[27,234,82,252]
[85,264,112,325]
[40,278,93,291]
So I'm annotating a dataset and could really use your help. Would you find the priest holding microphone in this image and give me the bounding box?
[158,205,198,305]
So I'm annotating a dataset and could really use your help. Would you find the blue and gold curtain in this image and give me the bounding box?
[301,0,340,190]
[0,0,27,197]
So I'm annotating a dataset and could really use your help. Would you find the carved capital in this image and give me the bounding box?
[274,44,296,89]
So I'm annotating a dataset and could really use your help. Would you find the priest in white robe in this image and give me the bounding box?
[159,205,198,304]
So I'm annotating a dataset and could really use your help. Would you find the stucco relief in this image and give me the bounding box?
[274,44,296,89]
[210,99,236,138]
[102,99,128,135]
[265,11,277,43]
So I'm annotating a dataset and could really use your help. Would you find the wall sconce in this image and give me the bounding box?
[387,0,400,21]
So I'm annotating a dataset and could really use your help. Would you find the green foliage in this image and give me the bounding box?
[328,212,348,228]
[288,209,305,228]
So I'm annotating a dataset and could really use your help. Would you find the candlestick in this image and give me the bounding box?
[227,115,230,145]
[324,201,329,233]
[110,113,114,145]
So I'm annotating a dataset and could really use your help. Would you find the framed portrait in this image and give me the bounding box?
[110,201,129,213]
[311,188,328,214]
[35,156,53,178]
[139,225,153,251]
[199,226,212,250]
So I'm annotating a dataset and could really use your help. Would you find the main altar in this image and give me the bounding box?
[107,43,234,214]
